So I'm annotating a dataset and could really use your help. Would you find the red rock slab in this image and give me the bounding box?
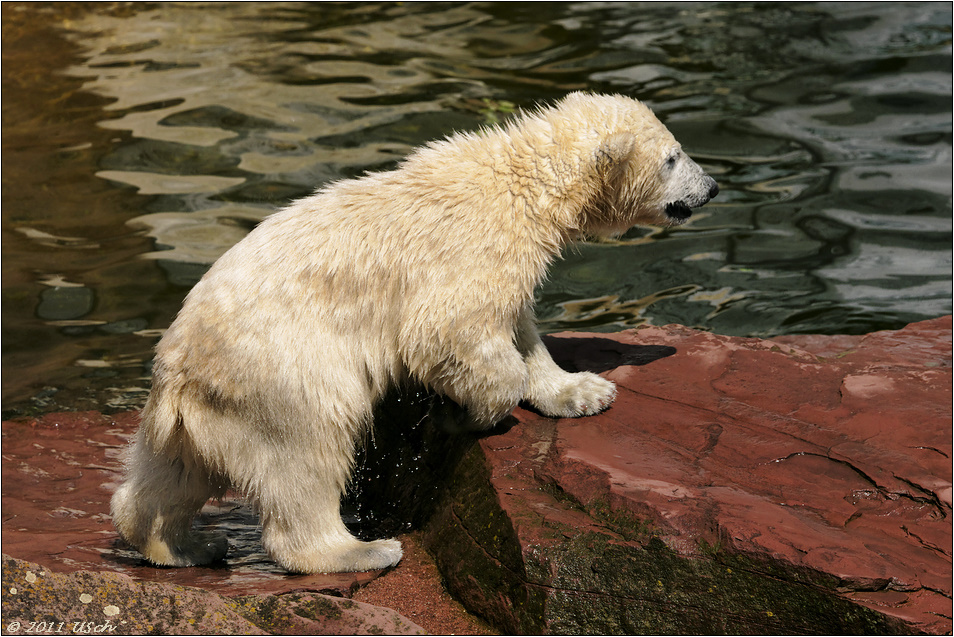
[492,316,951,634]
[0,410,381,597]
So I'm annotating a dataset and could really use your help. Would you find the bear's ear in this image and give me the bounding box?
[596,132,637,171]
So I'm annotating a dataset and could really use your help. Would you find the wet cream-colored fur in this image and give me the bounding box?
[111,92,718,573]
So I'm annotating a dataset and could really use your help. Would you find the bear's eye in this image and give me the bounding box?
[664,154,678,170]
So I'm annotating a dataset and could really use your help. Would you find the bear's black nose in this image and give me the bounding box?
[707,179,719,200]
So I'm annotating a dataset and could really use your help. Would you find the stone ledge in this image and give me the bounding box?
[425,316,952,634]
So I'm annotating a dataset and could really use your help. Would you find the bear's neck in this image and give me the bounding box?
[420,123,597,252]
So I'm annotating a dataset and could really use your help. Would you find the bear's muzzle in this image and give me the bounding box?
[665,176,719,222]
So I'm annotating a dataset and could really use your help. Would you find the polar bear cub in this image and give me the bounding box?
[111,92,718,573]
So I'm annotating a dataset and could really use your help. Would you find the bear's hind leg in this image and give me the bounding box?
[257,462,403,574]
[111,430,228,567]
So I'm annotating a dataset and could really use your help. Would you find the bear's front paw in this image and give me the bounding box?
[530,371,617,418]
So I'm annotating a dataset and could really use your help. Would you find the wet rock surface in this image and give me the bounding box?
[0,409,381,598]
[0,410,443,634]
[426,317,952,634]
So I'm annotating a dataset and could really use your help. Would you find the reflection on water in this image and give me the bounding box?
[2,2,951,414]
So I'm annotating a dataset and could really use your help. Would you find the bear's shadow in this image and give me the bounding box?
[542,335,676,373]
[346,338,675,539]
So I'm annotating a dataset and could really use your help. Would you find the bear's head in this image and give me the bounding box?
[550,92,719,238]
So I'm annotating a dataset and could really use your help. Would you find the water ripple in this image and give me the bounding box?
[3,2,950,412]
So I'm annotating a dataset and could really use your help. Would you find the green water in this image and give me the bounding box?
[2,2,951,415]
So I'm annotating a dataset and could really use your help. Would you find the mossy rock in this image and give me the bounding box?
[424,445,913,635]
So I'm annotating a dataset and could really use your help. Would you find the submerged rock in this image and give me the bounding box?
[425,317,952,635]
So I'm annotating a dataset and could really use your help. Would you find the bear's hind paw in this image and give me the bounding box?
[142,530,228,567]
[277,537,403,574]
[345,537,404,572]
